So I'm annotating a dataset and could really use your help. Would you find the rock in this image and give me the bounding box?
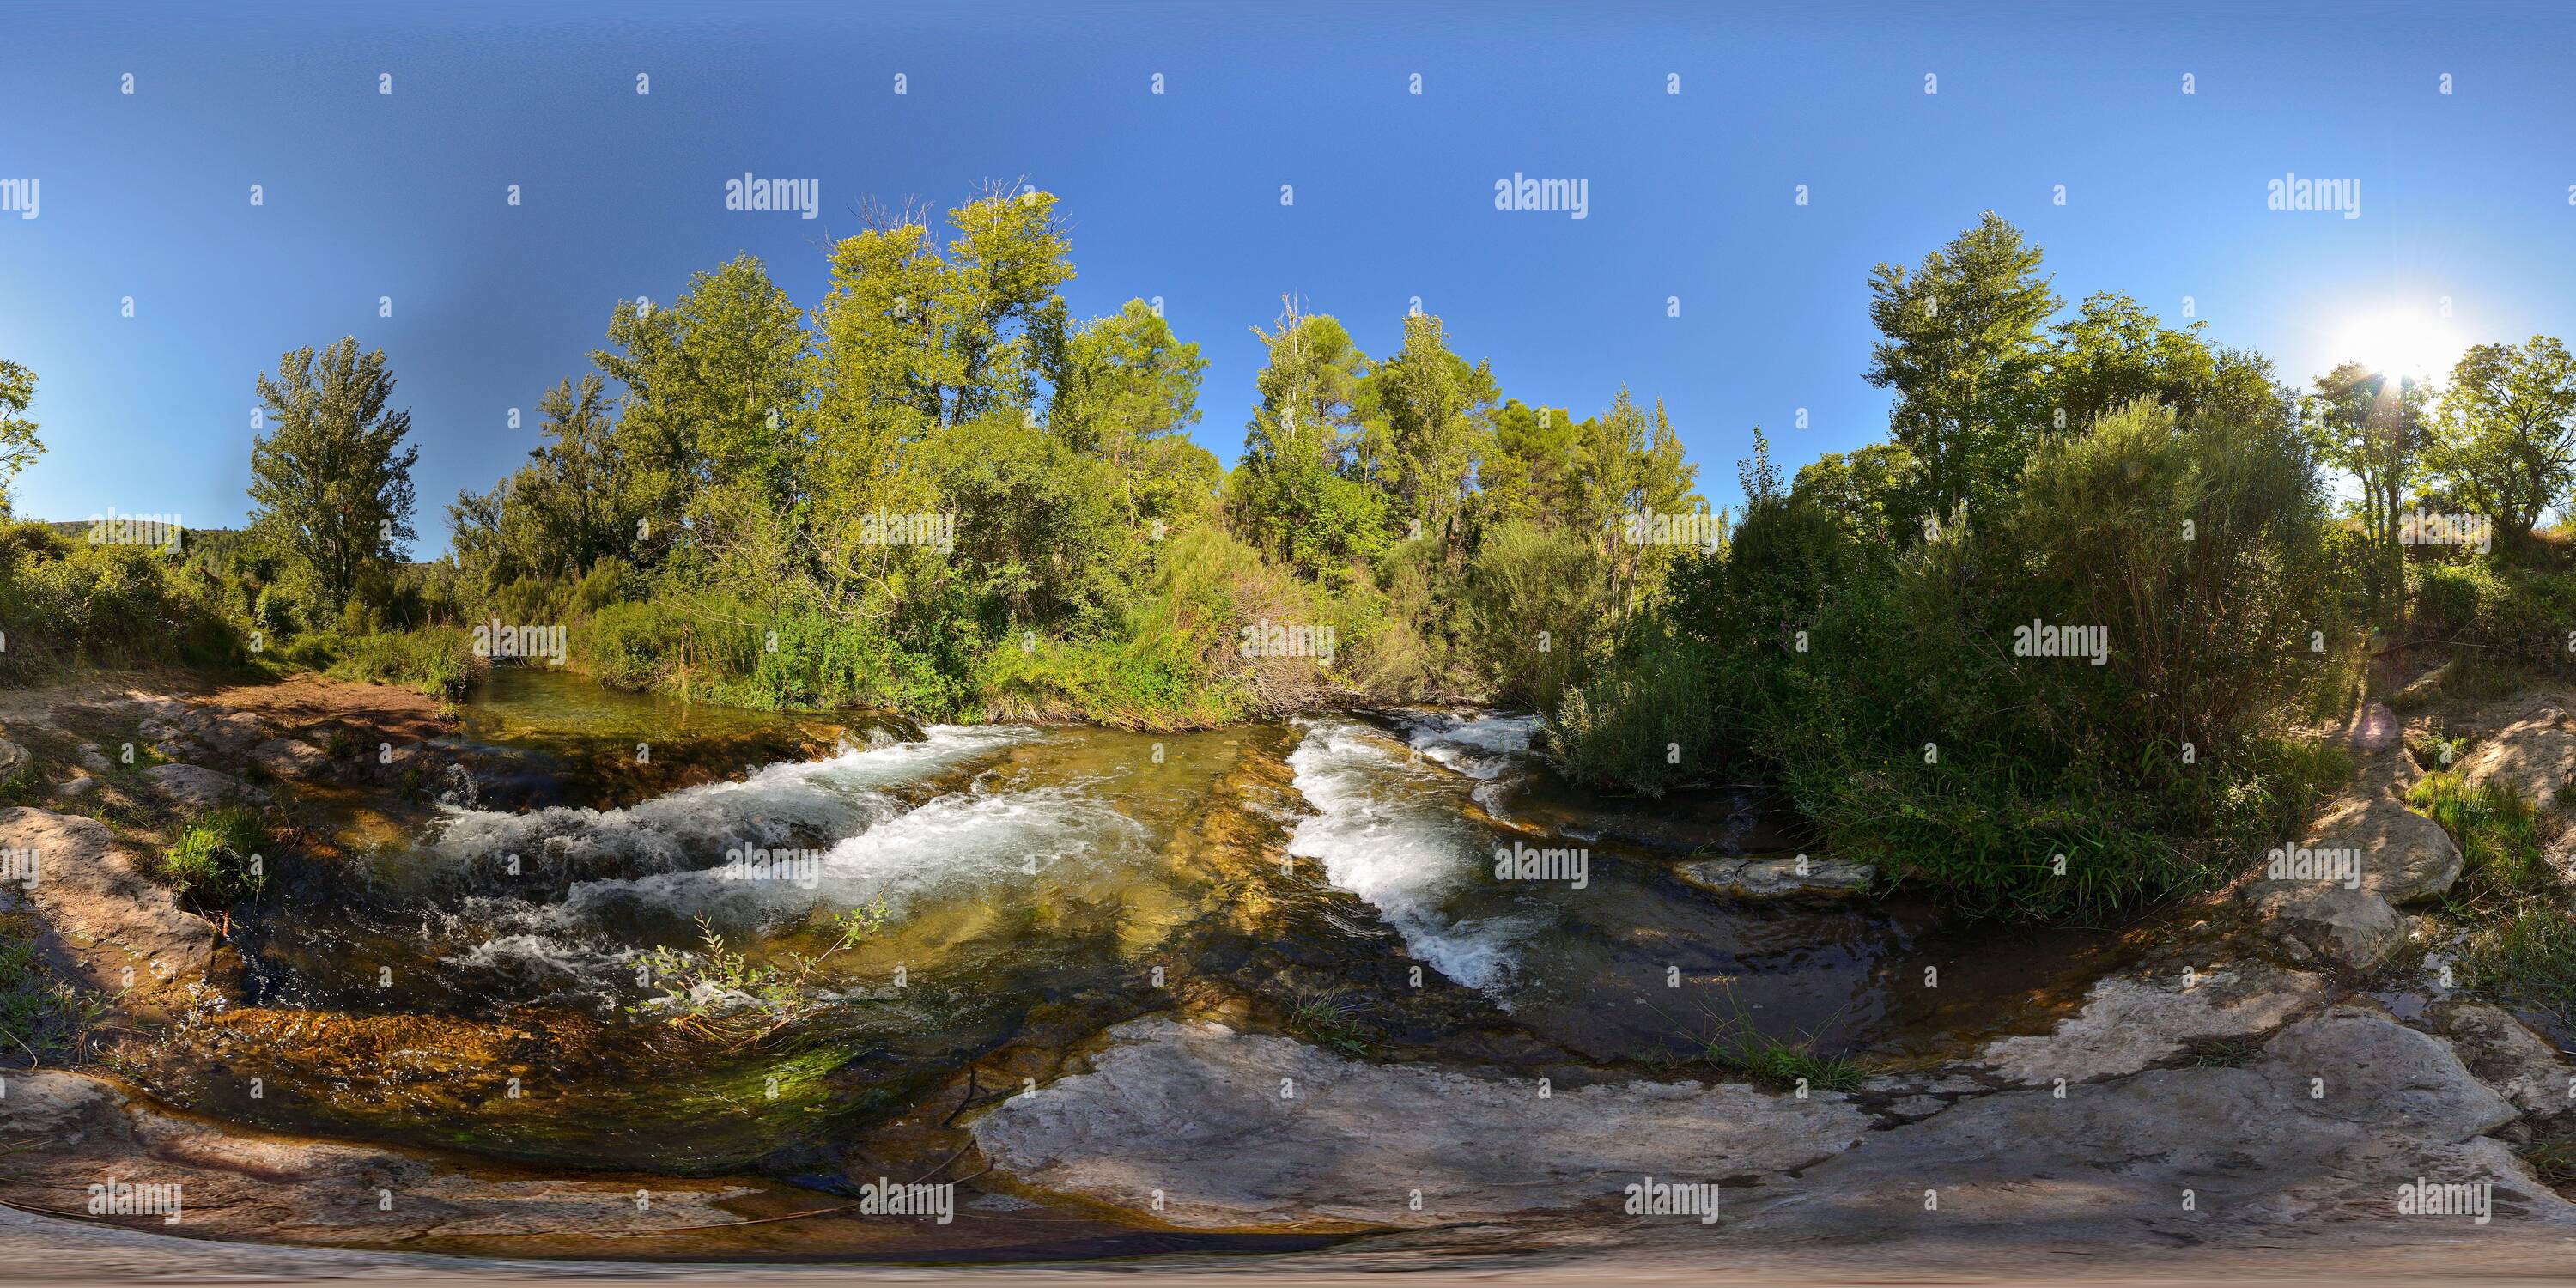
[969,1018,1870,1228]
[2242,879,2408,969]
[138,763,271,811]
[0,807,216,1009]
[75,743,110,773]
[1733,1002,2568,1243]
[248,738,330,781]
[2462,707,2576,810]
[2354,700,2402,752]
[1973,962,2324,1084]
[1674,854,1874,898]
[2300,790,2464,904]
[180,708,268,756]
[2424,1000,2576,1125]
[0,739,29,786]
[50,775,97,800]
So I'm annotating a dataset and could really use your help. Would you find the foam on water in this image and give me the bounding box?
[426,724,1036,887]
[1285,718,1531,993]
[1392,710,1542,781]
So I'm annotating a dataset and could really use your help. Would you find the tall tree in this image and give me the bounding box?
[1038,299,1218,527]
[1229,300,1383,579]
[2425,336,2576,550]
[248,337,419,611]
[1865,212,2060,534]
[1356,313,1498,550]
[2305,361,2430,597]
[0,359,42,518]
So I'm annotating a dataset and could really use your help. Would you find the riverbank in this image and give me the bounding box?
[5,659,2576,1280]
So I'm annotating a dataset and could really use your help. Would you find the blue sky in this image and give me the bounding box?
[3,0,2572,552]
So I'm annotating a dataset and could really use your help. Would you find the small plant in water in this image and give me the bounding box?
[633,900,894,1048]
[159,806,269,908]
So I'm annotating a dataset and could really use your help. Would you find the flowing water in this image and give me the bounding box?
[131,671,2114,1203]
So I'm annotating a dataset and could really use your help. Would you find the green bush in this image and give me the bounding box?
[326,626,483,699]
[160,806,270,908]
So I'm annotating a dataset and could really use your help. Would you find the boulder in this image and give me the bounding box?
[2241,879,2409,969]
[969,1018,1870,1228]
[2299,790,2464,905]
[0,739,30,786]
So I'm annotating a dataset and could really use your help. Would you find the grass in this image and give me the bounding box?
[2409,771,2553,908]
[2180,1036,2262,1067]
[2455,905,2576,1031]
[1281,991,1380,1056]
[0,908,101,1064]
[323,626,484,701]
[158,806,270,908]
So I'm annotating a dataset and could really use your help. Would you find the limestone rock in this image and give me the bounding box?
[2424,999,2576,1124]
[248,738,330,781]
[0,807,215,1007]
[969,1018,1870,1228]
[2300,790,2464,904]
[1972,962,2324,1084]
[0,739,30,786]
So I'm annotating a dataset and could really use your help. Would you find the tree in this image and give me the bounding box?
[450,374,630,586]
[2305,361,2430,600]
[2046,293,2220,432]
[1356,313,1498,550]
[2425,336,2576,550]
[1039,299,1218,527]
[1865,212,2060,534]
[1228,300,1385,579]
[248,337,419,612]
[0,359,42,518]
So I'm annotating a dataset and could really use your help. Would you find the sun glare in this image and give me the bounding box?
[2335,311,2461,385]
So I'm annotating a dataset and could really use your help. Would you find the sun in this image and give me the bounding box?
[2336,311,2461,385]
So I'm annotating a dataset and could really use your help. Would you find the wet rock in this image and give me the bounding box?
[2241,879,2408,969]
[1674,854,1874,898]
[1733,1002,2567,1242]
[138,762,271,811]
[1972,961,2324,1084]
[2462,707,2576,810]
[0,807,215,1007]
[970,1018,1869,1228]
[248,737,330,781]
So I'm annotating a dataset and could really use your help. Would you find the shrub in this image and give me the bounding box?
[160,806,270,908]
[326,626,482,699]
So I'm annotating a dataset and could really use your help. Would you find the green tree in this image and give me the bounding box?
[1228,301,1386,580]
[247,337,419,613]
[2305,361,2430,602]
[451,374,631,586]
[1865,212,2060,533]
[2425,336,2576,550]
[1040,299,1218,528]
[0,359,42,517]
[1356,313,1498,550]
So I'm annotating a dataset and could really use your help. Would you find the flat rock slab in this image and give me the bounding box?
[1675,855,1874,898]
[1733,1002,2569,1242]
[137,762,271,811]
[0,807,216,1010]
[970,1018,1870,1228]
[2300,791,2464,905]
[248,737,331,780]
[1972,961,2324,1084]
